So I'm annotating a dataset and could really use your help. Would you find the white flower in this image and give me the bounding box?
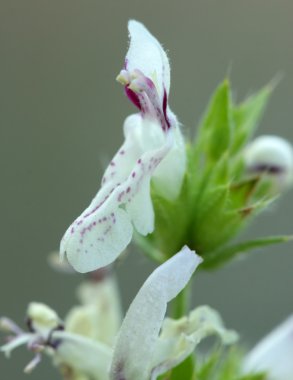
[60,20,186,273]
[65,275,122,347]
[243,315,293,380]
[244,135,293,191]
[1,247,201,380]
[1,247,237,379]
[109,247,236,380]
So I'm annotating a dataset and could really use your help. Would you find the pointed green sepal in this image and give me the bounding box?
[197,79,233,161]
[232,81,275,154]
[201,235,293,269]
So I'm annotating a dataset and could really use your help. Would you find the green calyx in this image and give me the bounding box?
[158,347,267,380]
[135,78,291,269]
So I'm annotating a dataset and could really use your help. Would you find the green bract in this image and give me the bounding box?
[135,79,291,269]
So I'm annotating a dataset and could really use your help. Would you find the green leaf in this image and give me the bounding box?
[169,355,195,380]
[232,81,274,154]
[197,79,233,161]
[238,374,267,380]
[196,350,221,380]
[202,235,293,269]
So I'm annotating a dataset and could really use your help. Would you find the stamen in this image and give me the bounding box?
[0,317,24,335]
[24,352,42,374]
[118,69,171,131]
[0,334,31,358]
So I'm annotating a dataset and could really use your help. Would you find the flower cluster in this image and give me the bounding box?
[1,20,293,380]
[1,248,237,380]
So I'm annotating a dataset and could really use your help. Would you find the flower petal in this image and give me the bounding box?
[60,118,171,273]
[126,20,170,100]
[110,246,202,380]
[65,276,122,346]
[101,114,144,188]
[53,331,112,380]
[153,123,186,200]
[150,306,238,379]
[243,315,293,380]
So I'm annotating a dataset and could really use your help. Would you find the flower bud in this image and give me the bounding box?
[244,135,293,191]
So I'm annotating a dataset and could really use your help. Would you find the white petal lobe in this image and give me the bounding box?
[110,246,202,380]
[127,20,170,99]
[244,315,293,380]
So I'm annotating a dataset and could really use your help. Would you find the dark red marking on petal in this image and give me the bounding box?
[162,88,171,129]
[118,191,125,202]
[132,171,136,177]
[125,86,141,110]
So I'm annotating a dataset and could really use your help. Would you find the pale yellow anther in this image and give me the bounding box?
[127,81,141,92]
[116,70,130,86]
[27,303,60,330]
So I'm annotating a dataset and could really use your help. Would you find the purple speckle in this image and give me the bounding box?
[137,159,142,164]
[118,191,125,202]
[126,186,131,193]
[119,150,125,155]
[132,171,136,178]
[102,217,107,221]
[110,161,115,166]
[70,227,75,234]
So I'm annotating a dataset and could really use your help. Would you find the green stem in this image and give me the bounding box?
[171,282,191,319]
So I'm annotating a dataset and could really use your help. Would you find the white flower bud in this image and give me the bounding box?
[27,302,62,338]
[244,135,293,190]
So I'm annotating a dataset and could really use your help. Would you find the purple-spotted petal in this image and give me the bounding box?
[101,114,144,188]
[60,118,172,273]
[110,246,202,380]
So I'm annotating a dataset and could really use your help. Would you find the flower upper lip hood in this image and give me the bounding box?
[60,20,186,273]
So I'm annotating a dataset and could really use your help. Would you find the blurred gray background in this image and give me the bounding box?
[0,0,293,378]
